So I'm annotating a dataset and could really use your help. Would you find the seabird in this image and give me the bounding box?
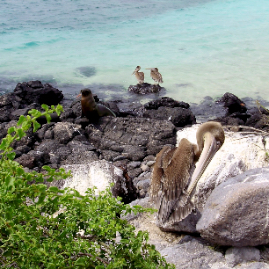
[132,66,144,84]
[150,121,225,224]
[146,68,163,84]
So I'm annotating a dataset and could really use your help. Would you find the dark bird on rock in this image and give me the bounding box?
[150,121,225,224]
[146,68,163,84]
[132,66,144,84]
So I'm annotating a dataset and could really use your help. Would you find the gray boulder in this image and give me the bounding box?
[85,117,176,161]
[134,171,151,198]
[197,167,269,246]
[144,97,190,110]
[58,160,132,201]
[53,122,82,144]
[15,150,50,170]
[161,240,269,269]
[35,140,71,166]
[35,123,55,140]
[35,138,98,168]
[241,263,269,269]
[116,101,144,117]
[128,83,163,94]
[160,236,226,269]
[15,154,36,169]
[225,247,260,267]
[143,106,196,127]
[64,139,98,165]
[125,198,269,269]
[13,81,63,106]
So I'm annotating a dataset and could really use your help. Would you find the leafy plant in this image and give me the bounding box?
[0,105,174,268]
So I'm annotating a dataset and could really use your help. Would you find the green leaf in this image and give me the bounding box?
[29,109,42,118]
[17,115,26,126]
[74,257,88,266]
[5,175,15,191]
[48,186,59,193]
[16,167,25,176]
[46,176,54,182]
[56,104,64,116]
[41,104,49,111]
[36,195,46,205]
[7,126,16,134]
[45,114,51,123]
[33,120,41,132]
[17,129,26,139]
[0,138,8,150]
[21,121,31,131]
[7,152,16,160]
[42,165,52,172]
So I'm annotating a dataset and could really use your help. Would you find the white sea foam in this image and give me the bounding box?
[1,0,269,103]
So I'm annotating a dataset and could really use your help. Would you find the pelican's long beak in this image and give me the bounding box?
[146,68,153,70]
[186,133,220,196]
[76,93,82,98]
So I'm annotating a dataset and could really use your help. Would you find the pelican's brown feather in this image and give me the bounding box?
[151,68,163,84]
[150,121,225,225]
[132,66,144,84]
[153,139,196,223]
[150,145,175,204]
[147,68,163,84]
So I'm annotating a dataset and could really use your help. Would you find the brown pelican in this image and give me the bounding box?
[150,121,225,224]
[132,66,144,84]
[146,68,163,84]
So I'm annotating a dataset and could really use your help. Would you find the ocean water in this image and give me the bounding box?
[1,0,269,103]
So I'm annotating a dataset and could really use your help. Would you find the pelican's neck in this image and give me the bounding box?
[187,132,216,196]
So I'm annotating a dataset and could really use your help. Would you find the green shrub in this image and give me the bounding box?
[0,105,174,268]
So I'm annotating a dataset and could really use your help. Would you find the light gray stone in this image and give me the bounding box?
[146,160,155,167]
[58,161,128,199]
[225,247,260,267]
[140,163,149,172]
[240,262,269,269]
[127,161,141,169]
[53,122,82,144]
[124,197,152,221]
[197,167,269,246]
[160,237,226,269]
[136,178,150,190]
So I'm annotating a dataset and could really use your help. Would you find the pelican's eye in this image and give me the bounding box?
[216,140,221,148]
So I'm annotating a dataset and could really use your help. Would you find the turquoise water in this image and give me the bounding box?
[1,0,269,103]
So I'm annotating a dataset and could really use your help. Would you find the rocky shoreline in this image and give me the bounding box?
[1,81,269,268]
